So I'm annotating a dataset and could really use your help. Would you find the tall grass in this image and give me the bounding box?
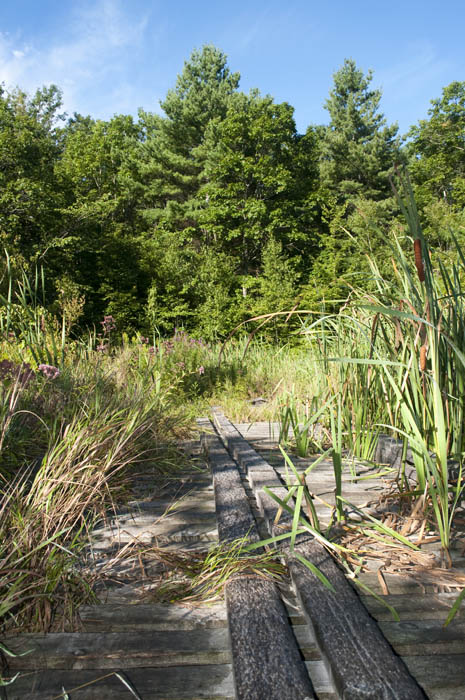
[0,267,195,636]
[293,172,465,556]
[0,351,187,633]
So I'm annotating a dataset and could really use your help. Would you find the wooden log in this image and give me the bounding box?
[211,409,426,700]
[199,418,316,700]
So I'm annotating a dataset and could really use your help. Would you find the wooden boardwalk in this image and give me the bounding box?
[4,414,465,698]
[5,440,234,699]
[233,419,465,700]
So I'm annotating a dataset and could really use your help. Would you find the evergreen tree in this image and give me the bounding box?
[135,45,240,233]
[130,46,243,334]
[308,60,401,302]
[320,59,399,201]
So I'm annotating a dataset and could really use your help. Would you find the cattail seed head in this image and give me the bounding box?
[414,239,425,282]
[420,344,427,371]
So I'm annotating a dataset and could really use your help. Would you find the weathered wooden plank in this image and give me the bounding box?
[247,470,282,490]
[4,664,235,699]
[379,618,465,655]
[292,624,322,660]
[121,496,216,513]
[354,571,437,595]
[200,418,316,700]
[361,593,463,621]
[99,511,218,530]
[91,513,218,546]
[6,629,231,670]
[427,689,465,700]
[79,603,227,632]
[304,659,338,697]
[404,653,465,689]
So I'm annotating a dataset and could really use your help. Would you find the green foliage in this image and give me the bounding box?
[408,81,465,210]
[0,48,463,341]
[198,92,318,271]
[308,194,402,302]
[310,59,401,302]
[135,46,240,234]
[0,85,65,273]
[57,114,146,329]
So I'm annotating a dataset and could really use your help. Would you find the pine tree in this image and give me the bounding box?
[197,91,319,275]
[135,45,240,233]
[131,46,241,334]
[320,58,399,201]
[309,60,401,303]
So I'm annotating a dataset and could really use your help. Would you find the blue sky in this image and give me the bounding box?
[0,0,464,136]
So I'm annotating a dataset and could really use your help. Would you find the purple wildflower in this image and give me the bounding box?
[38,364,60,380]
[100,315,116,334]
[198,366,205,375]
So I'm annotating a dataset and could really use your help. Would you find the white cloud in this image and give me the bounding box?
[0,0,150,118]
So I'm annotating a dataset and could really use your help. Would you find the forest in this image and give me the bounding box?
[2,44,465,340]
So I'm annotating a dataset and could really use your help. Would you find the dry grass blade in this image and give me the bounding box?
[140,538,287,604]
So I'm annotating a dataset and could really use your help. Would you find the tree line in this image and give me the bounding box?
[1,45,464,339]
